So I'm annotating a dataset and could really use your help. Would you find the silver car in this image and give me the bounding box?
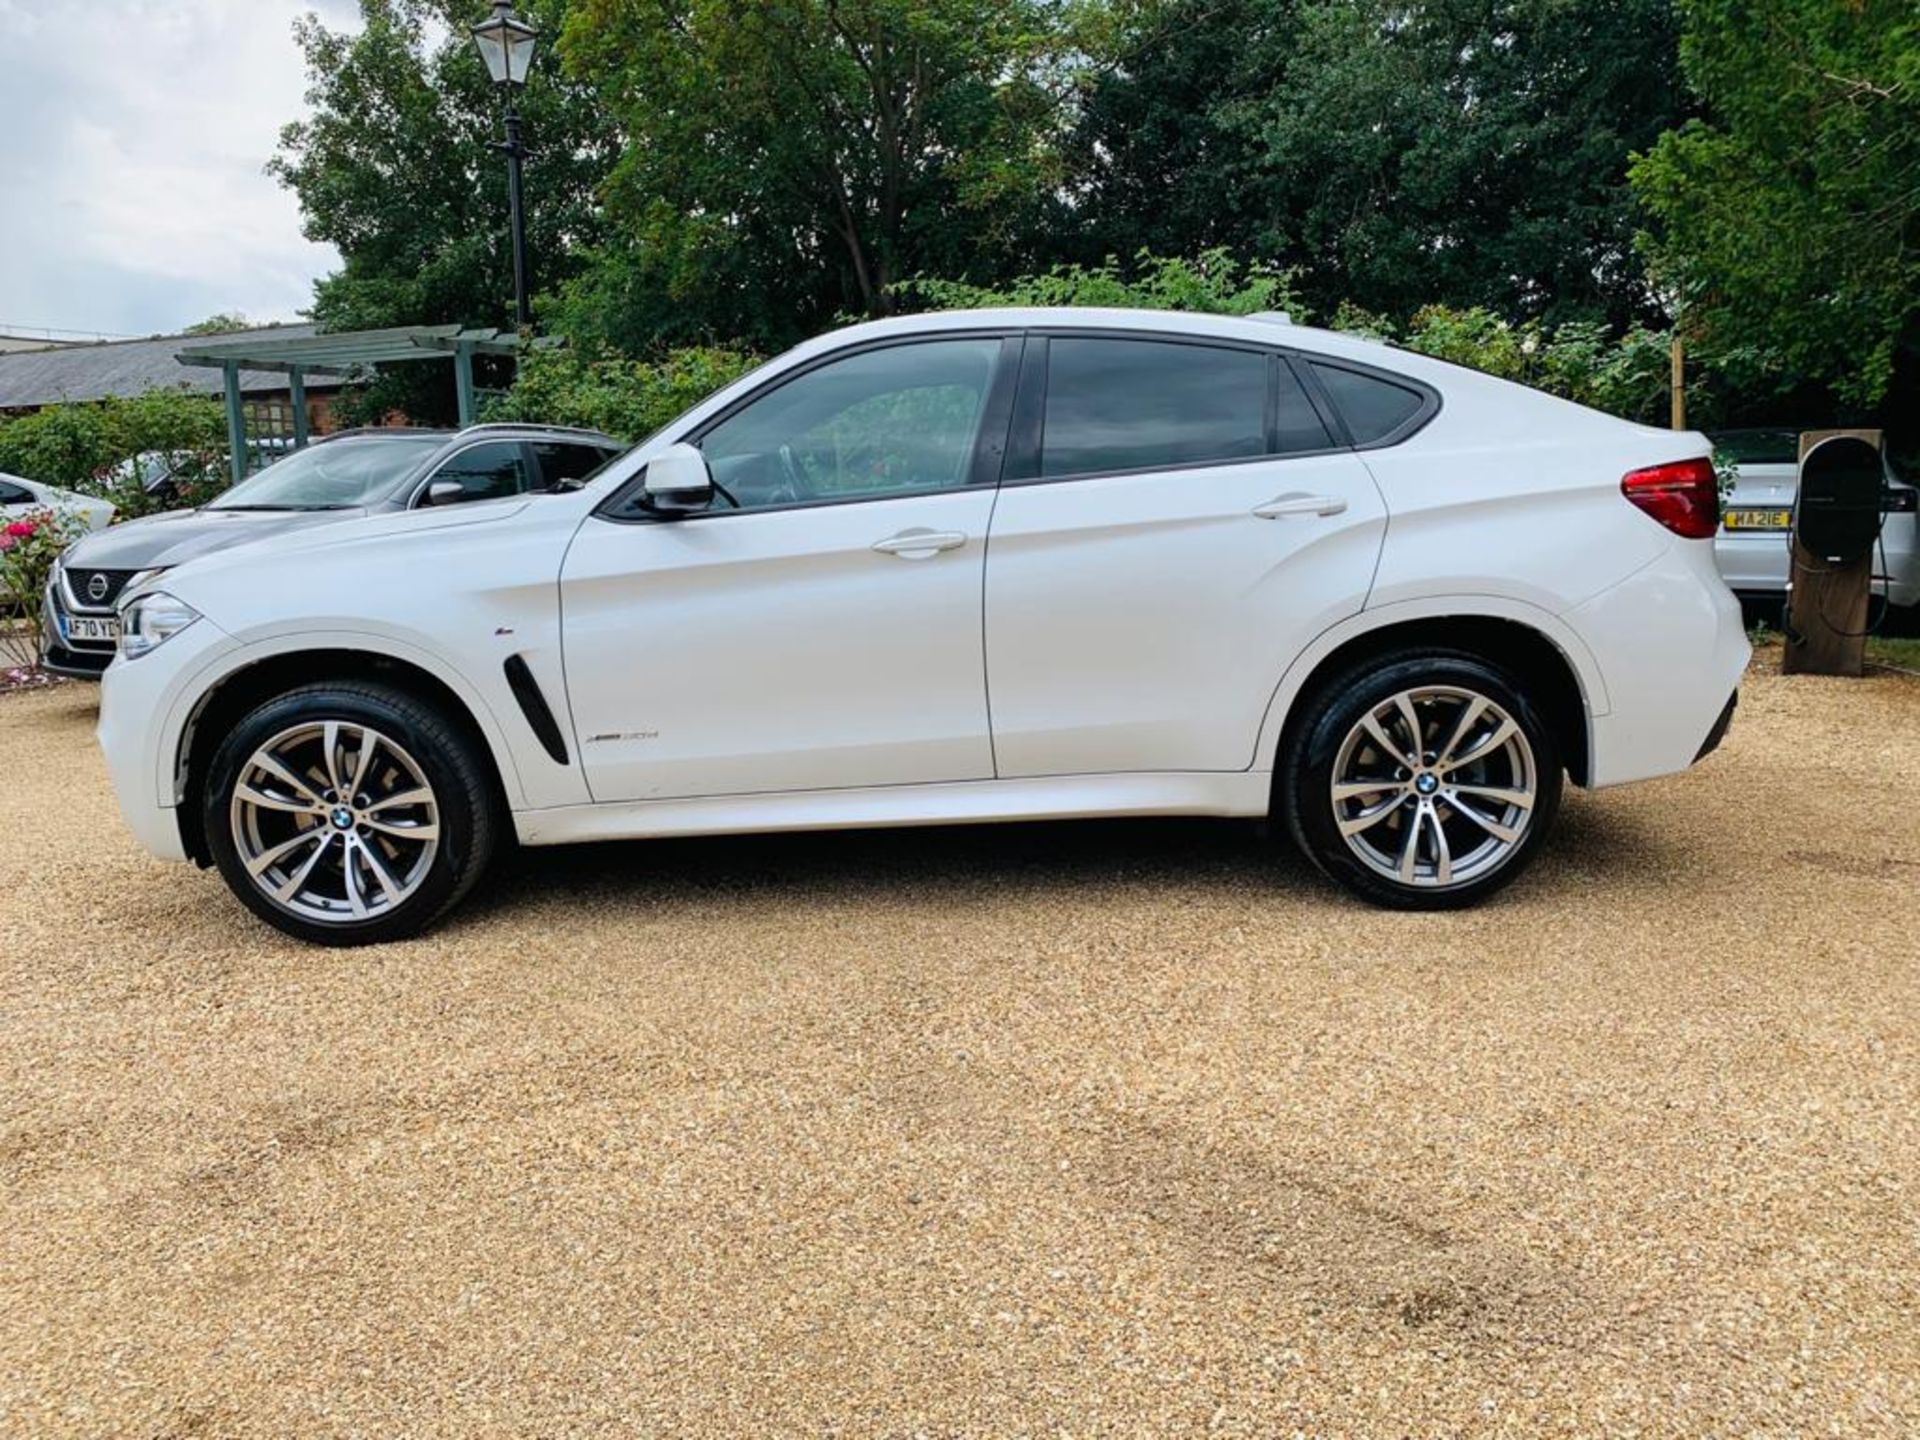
[43,423,623,677]
[1711,427,1917,615]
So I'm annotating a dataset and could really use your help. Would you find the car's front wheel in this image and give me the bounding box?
[1282,651,1563,909]
[203,682,498,945]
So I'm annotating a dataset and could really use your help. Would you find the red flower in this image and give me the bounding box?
[4,519,37,538]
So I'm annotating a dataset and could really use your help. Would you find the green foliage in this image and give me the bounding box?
[271,0,1913,437]
[0,391,229,518]
[482,345,764,442]
[1071,0,1687,328]
[181,313,261,336]
[1377,306,1678,425]
[909,253,1678,424]
[271,0,619,418]
[897,248,1302,317]
[553,0,1087,352]
[1630,0,1920,408]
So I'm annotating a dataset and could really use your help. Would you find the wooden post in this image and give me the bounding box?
[1782,429,1882,678]
[1669,334,1686,430]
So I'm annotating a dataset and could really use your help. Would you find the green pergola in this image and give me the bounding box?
[175,325,552,484]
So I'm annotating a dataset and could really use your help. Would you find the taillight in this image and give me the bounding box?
[1622,458,1719,539]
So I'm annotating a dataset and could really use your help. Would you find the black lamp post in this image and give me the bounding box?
[471,1,540,329]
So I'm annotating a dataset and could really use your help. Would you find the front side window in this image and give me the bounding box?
[0,480,33,506]
[697,339,1003,511]
[424,441,532,504]
[1041,338,1267,479]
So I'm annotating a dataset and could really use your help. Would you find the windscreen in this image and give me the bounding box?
[206,436,446,511]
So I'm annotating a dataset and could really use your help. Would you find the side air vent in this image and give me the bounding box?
[503,655,570,765]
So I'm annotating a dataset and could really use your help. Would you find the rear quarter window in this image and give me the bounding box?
[1310,362,1429,446]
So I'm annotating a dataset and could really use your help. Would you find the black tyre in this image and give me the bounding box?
[1280,650,1563,910]
[203,681,498,945]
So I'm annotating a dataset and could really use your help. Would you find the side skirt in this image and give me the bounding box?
[513,770,1272,847]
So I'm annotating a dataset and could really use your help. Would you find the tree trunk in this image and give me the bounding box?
[1782,546,1871,677]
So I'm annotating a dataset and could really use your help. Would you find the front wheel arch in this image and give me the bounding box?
[176,649,510,867]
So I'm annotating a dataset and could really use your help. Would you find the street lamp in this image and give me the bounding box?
[471,1,540,329]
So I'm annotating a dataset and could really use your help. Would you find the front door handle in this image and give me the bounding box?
[872,528,967,558]
[1253,492,1347,519]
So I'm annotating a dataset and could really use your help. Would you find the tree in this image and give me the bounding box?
[1072,0,1688,328]
[553,0,1082,354]
[1630,0,1920,412]
[271,0,620,416]
[483,344,762,440]
[182,313,263,336]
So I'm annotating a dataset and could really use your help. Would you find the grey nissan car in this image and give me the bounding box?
[43,423,623,677]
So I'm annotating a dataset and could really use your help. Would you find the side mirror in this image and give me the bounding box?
[641,443,714,515]
[425,479,466,507]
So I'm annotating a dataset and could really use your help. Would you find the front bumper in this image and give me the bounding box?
[41,584,116,679]
[97,615,238,864]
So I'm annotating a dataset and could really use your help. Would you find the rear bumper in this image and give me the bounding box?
[1714,530,1791,593]
[1573,540,1752,788]
[1716,511,1918,609]
[1694,690,1738,763]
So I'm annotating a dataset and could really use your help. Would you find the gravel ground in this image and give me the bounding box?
[2,654,1916,1437]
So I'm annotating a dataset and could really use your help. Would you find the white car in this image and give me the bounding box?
[0,471,114,532]
[96,308,1749,944]
[1711,427,1919,612]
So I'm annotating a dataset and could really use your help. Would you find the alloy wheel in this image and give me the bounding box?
[228,720,441,924]
[1328,685,1538,889]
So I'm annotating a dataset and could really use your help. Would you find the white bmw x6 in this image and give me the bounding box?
[97,308,1748,944]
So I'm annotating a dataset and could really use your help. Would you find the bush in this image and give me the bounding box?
[482,345,763,444]
[0,508,90,670]
[0,390,229,520]
[897,248,1303,317]
[1397,307,1677,426]
[901,253,1680,426]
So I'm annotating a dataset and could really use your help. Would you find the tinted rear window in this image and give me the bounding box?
[1311,363,1426,445]
[1042,338,1266,478]
[1709,429,1800,465]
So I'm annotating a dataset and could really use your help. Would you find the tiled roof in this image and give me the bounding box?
[0,323,344,409]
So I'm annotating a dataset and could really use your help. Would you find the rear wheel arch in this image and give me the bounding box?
[176,649,512,867]
[1269,615,1593,813]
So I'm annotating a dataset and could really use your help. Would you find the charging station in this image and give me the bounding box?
[1783,430,1886,676]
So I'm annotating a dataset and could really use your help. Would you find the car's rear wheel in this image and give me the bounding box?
[1282,651,1562,909]
[204,682,497,945]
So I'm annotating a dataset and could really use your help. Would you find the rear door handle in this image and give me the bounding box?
[872,528,967,558]
[1253,492,1347,519]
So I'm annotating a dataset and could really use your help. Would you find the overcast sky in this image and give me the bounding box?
[0,0,363,341]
